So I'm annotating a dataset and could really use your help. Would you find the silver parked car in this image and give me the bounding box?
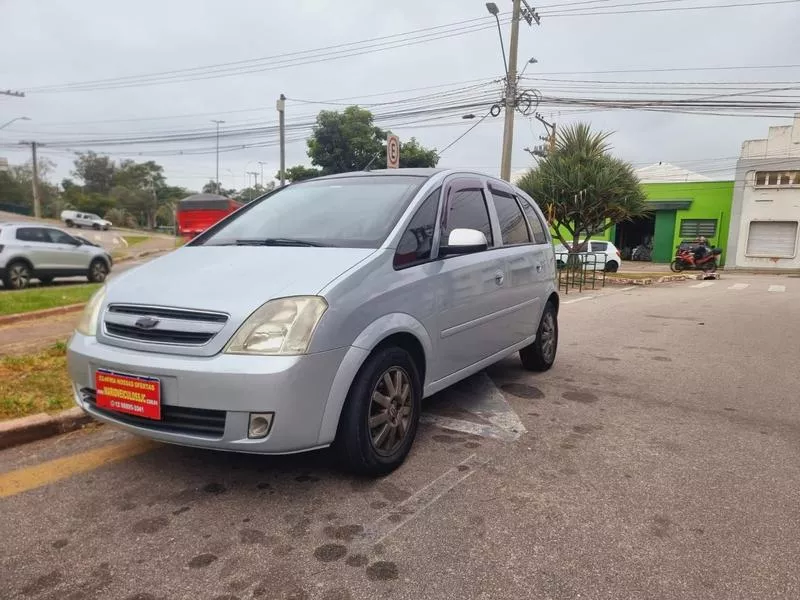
[0,223,113,289]
[67,169,559,474]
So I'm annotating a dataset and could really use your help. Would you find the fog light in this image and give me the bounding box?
[248,412,274,439]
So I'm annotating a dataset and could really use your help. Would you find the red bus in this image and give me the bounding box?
[176,193,243,241]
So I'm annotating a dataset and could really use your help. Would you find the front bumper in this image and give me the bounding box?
[67,333,350,454]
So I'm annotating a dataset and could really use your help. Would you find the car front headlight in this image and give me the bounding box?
[76,286,107,336]
[224,296,328,356]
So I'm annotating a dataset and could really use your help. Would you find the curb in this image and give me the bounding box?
[0,303,85,327]
[606,274,689,286]
[0,407,94,451]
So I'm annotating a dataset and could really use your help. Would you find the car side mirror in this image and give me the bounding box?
[440,228,488,256]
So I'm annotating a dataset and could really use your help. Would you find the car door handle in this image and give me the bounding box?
[494,271,505,286]
[536,264,543,272]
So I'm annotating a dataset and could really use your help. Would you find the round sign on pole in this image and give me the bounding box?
[387,135,400,169]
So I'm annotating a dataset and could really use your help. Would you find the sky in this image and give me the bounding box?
[1,0,799,191]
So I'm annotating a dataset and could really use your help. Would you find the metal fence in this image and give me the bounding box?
[555,251,607,295]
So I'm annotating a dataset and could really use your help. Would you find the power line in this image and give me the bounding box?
[542,0,800,16]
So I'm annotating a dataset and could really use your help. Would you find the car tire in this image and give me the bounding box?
[335,346,422,476]
[520,301,558,372]
[93,223,101,230]
[605,260,619,273]
[65,220,74,228]
[87,259,109,283]
[3,260,33,290]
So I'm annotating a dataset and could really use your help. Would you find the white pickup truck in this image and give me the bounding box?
[61,210,112,230]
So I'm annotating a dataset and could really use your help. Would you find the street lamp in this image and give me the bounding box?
[0,116,30,130]
[211,119,225,194]
[485,3,508,78]
[519,57,538,80]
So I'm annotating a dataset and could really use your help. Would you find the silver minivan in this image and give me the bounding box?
[67,169,559,474]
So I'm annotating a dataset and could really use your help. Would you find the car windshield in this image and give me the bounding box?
[196,175,427,249]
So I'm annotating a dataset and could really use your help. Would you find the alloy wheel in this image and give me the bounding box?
[368,367,414,456]
[540,312,556,363]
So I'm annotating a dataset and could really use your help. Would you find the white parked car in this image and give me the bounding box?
[61,210,112,231]
[554,239,622,272]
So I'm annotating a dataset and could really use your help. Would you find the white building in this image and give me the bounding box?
[726,113,800,271]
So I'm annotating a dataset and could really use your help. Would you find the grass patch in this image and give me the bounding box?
[0,284,100,316]
[123,235,149,247]
[0,343,73,420]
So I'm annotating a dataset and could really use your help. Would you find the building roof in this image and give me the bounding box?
[635,162,712,183]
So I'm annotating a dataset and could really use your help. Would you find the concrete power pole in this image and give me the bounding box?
[19,141,42,218]
[500,0,522,182]
[277,94,286,187]
[211,120,225,194]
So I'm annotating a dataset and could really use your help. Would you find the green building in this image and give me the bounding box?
[610,163,734,264]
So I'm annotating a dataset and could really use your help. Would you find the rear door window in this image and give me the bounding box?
[591,241,608,252]
[490,191,531,246]
[15,227,48,243]
[46,229,77,244]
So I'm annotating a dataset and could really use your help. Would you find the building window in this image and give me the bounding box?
[754,170,800,188]
[679,219,717,238]
[745,221,798,258]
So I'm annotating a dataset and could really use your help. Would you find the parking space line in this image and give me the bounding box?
[728,283,750,290]
[563,296,595,305]
[617,286,637,292]
[0,438,154,498]
[691,281,716,289]
[768,285,786,293]
[360,453,487,547]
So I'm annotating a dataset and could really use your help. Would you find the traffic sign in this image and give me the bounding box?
[387,134,400,169]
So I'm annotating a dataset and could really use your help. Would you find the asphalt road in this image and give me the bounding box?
[1,273,798,599]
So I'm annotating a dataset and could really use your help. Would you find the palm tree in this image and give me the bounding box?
[517,122,648,253]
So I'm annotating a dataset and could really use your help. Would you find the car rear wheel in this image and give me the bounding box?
[65,220,74,228]
[520,301,558,372]
[93,223,101,230]
[88,259,109,283]
[605,260,619,273]
[3,261,32,290]
[335,346,421,476]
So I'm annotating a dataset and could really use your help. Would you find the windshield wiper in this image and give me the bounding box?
[234,238,328,247]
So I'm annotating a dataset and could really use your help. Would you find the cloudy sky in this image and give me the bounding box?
[1,0,798,191]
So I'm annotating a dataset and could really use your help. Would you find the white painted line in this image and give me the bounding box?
[617,286,637,292]
[360,453,487,547]
[691,281,716,289]
[768,285,786,293]
[563,295,595,304]
[728,283,749,290]
[420,414,510,440]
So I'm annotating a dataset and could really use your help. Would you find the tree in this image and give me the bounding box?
[72,152,116,194]
[281,165,322,183]
[201,180,236,196]
[398,137,439,168]
[516,123,648,252]
[303,106,437,174]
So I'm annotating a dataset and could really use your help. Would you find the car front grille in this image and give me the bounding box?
[103,304,228,346]
[81,388,226,438]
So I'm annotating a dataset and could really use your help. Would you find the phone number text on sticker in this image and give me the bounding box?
[95,370,161,420]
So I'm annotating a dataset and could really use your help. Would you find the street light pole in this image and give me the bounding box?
[0,116,30,130]
[277,94,286,187]
[258,161,267,188]
[211,119,225,194]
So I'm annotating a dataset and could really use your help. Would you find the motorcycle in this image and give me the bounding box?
[670,246,722,272]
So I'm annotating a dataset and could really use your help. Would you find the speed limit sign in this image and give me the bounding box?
[387,134,400,169]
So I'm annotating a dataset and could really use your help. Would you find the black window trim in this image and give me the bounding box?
[392,185,444,271]
[487,184,535,247]
[510,192,550,246]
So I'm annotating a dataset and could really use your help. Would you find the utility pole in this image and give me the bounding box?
[247,172,259,201]
[19,141,42,218]
[277,94,286,187]
[258,161,267,188]
[211,120,225,194]
[498,0,539,182]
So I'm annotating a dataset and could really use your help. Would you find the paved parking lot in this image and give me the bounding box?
[1,274,798,599]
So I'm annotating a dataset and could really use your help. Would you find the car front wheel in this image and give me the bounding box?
[520,301,558,372]
[605,260,619,273]
[335,346,422,476]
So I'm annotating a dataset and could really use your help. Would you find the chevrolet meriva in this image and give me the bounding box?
[67,169,559,475]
